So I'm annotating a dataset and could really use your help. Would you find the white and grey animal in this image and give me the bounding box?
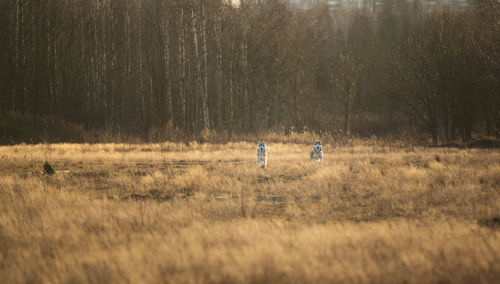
[257,141,268,167]
[310,140,323,163]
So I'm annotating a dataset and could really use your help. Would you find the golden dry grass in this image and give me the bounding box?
[0,142,499,283]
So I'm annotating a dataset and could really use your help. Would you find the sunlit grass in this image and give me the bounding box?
[0,141,499,283]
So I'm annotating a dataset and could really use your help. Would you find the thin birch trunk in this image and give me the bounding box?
[138,1,145,131]
[229,33,235,133]
[241,23,249,131]
[47,0,55,114]
[201,1,210,131]
[162,2,173,124]
[178,1,186,128]
[214,3,224,130]
[191,4,209,131]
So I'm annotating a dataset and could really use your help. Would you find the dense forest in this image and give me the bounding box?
[0,0,499,144]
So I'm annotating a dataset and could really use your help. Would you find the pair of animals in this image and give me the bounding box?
[257,141,323,167]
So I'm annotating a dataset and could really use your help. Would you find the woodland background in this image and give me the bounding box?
[0,0,499,144]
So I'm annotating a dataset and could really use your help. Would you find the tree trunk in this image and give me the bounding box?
[138,1,146,136]
[344,83,350,136]
[229,33,235,134]
[241,21,249,132]
[46,0,55,115]
[177,1,186,129]
[214,3,224,131]
[202,2,209,130]
[191,4,209,131]
[162,2,173,125]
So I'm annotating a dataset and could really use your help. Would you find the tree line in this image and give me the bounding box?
[0,0,498,144]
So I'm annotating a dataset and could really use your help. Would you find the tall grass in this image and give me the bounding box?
[0,142,499,283]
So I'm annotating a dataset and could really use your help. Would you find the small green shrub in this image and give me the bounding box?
[43,162,56,175]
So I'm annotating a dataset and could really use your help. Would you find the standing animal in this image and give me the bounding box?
[310,140,323,163]
[257,141,268,167]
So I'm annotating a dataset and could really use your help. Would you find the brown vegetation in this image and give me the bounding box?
[1,141,499,283]
[1,0,499,144]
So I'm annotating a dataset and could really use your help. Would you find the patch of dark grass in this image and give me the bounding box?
[478,216,500,229]
[43,162,56,175]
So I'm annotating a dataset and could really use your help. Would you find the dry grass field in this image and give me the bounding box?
[0,140,499,283]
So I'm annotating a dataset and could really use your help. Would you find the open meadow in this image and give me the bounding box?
[0,141,499,283]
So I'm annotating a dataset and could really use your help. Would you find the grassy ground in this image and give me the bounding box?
[0,142,499,283]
